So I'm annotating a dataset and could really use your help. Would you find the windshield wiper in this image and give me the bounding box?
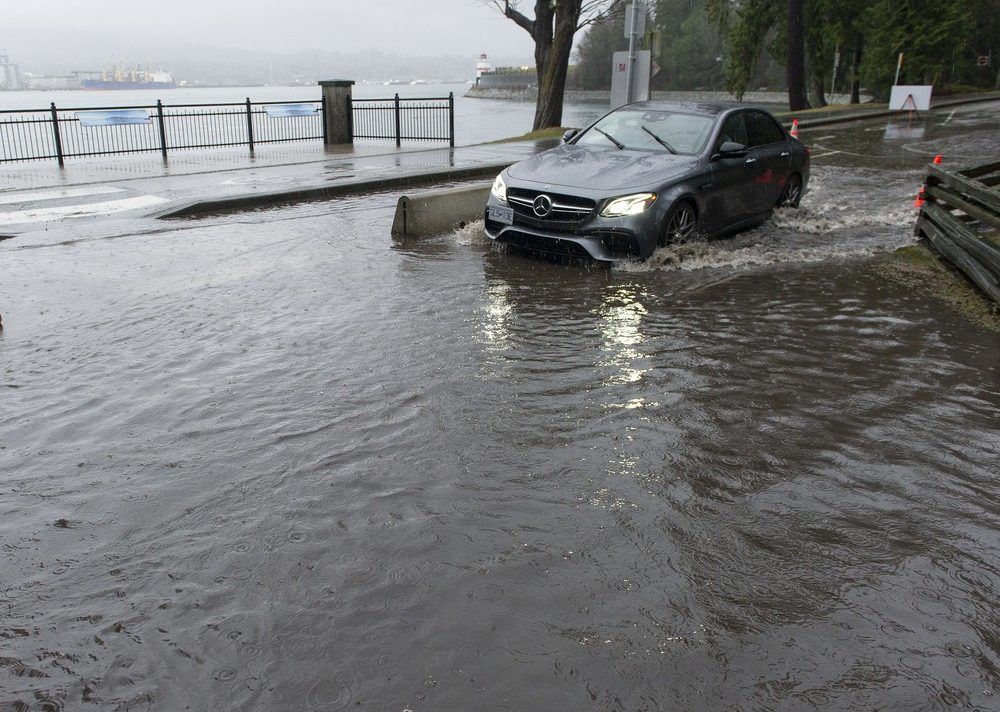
[642,125,678,154]
[594,127,625,150]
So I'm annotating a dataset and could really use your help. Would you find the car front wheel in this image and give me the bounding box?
[779,174,803,208]
[658,201,697,246]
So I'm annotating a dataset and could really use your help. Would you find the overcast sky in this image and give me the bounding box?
[5,0,536,58]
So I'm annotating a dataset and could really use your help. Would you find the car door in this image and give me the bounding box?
[745,111,792,212]
[706,111,754,231]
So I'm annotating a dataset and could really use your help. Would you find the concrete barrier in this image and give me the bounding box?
[391,183,491,237]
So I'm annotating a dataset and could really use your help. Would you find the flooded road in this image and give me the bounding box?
[1,107,1000,711]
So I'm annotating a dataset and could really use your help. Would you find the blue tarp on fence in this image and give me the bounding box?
[76,109,151,127]
[264,103,319,118]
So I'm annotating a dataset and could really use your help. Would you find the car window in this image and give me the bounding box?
[716,112,748,149]
[746,111,785,147]
[575,108,715,155]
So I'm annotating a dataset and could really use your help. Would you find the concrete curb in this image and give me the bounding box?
[391,183,491,237]
[789,93,1000,131]
[153,161,514,219]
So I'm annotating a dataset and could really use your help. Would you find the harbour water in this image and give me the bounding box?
[0,84,609,147]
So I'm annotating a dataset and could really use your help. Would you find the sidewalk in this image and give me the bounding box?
[0,139,553,234]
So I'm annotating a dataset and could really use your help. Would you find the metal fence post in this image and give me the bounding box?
[448,92,455,148]
[49,102,64,167]
[245,97,255,155]
[321,94,328,144]
[156,99,168,160]
[394,93,401,148]
[346,96,354,141]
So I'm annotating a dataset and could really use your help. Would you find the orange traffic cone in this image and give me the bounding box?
[790,119,800,139]
[914,156,941,208]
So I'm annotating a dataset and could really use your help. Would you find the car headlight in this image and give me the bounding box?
[491,173,508,203]
[600,193,657,217]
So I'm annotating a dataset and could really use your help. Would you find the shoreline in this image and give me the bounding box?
[465,87,868,105]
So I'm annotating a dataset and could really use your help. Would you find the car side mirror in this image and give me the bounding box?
[562,129,579,143]
[714,141,748,160]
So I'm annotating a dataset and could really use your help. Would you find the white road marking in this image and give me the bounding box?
[0,186,126,206]
[943,109,957,124]
[809,150,842,159]
[0,195,168,225]
[814,135,836,140]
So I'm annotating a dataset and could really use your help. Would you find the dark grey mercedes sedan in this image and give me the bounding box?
[484,101,809,262]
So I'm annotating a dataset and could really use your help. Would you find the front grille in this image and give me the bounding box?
[497,230,594,260]
[506,188,596,230]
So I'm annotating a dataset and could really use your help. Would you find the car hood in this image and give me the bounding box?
[507,143,699,192]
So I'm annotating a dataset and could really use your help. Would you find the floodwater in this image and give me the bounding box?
[2,112,1000,710]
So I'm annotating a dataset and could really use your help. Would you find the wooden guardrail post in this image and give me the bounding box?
[915,158,1000,306]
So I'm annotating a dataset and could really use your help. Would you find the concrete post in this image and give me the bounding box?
[319,80,355,145]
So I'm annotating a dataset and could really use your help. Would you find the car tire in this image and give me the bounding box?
[779,174,803,208]
[658,201,698,247]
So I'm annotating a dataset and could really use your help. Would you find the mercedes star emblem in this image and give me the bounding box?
[532,194,553,217]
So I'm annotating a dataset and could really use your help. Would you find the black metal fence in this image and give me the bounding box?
[350,93,454,147]
[0,92,456,165]
[0,98,325,165]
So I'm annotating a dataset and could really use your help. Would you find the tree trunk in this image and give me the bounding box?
[811,72,828,107]
[849,34,863,104]
[497,0,588,131]
[531,1,554,99]
[533,2,581,129]
[786,0,810,111]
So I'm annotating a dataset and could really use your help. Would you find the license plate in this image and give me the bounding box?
[488,205,514,226]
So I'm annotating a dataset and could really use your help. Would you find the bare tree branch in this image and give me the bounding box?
[487,0,536,35]
[578,2,622,32]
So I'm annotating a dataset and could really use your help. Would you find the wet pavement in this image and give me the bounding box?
[1,100,999,711]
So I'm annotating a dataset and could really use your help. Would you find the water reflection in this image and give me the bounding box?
[476,279,514,354]
[597,285,649,386]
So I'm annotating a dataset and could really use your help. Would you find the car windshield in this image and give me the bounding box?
[575,109,715,155]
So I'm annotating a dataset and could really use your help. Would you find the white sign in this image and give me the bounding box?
[624,3,646,37]
[889,85,933,112]
[611,50,651,109]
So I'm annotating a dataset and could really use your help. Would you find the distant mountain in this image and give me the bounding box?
[5,26,530,85]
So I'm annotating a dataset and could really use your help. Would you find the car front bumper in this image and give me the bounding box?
[483,194,663,262]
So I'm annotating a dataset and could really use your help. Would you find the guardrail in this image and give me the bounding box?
[0,98,325,165]
[350,93,454,148]
[915,159,1000,305]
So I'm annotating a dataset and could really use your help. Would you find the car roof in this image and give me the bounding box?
[622,100,750,117]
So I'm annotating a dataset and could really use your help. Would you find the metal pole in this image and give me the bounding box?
[245,97,255,155]
[625,3,640,104]
[346,96,354,142]
[320,94,327,144]
[830,47,840,96]
[394,93,401,148]
[49,102,64,167]
[893,52,904,86]
[156,99,168,160]
[448,92,455,147]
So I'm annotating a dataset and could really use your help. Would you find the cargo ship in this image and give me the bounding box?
[81,65,176,90]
